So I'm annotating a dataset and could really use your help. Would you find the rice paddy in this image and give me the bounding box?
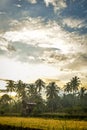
[0,117,87,130]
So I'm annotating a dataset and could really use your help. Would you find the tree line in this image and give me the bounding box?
[0,76,87,116]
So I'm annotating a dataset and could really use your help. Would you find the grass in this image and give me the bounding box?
[0,116,87,130]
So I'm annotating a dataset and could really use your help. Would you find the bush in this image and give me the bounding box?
[38,112,87,120]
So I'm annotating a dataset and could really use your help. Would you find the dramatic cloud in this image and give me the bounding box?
[2,17,87,54]
[1,16,87,73]
[0,0,87,86]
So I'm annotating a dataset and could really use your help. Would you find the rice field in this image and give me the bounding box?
[0,117,87,130]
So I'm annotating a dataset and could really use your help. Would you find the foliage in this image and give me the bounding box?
[64,76,80,94]
[6,80,15,92]
[35,79,45,92]
[0,76,87,116]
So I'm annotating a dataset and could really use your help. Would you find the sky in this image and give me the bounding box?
[0,0,87,89]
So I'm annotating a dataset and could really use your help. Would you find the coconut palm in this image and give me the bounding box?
[79,87,86,99]
[64,76,80,95]
[26,83,45,114]
[70,76,80,94]
[15,80,27,116]
[64,82,71,93]
[27,83,37,97]
[35,79,45,92]
[6,80,15,93]
[46,82,60,99]
[46,82,60,112]
[15,80,26,97]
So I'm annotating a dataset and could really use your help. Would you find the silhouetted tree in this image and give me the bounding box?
[64,76,80,95]
[27,83,37,97]
[35,79,45,92]
[71,76,80,94]
[15,80,27,116]
[6,80,15,93]
[79,87,86,99]
[64,82,71,93]
[46,82,60,112]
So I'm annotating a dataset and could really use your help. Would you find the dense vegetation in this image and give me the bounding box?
[0,76,87,117]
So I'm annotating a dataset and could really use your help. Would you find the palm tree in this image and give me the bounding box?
[79,87,86,99]
[64,82,72,93]
[46,82,60,112]
[15,80,27,116]
[6,80,15,93]
[46,82,60,99]
[27,83,37,97]
[70,76,80,94]
[35,79,45,92]
[26,83,45,114]
[64,76,80,95]
[15,80,26,97]
[78,87,87,107]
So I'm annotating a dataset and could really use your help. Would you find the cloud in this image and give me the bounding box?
[1,17,70,54]
[0,0,87,86]
[66,53,87,70]
[44,0,67,11]
[0,16,87,83]
[27,0,37,4]
[26,0,67,11]
[2,17,87,54]
[11,42,39,63]
[28,56,35,60]
[15,4,22,8]
[0,37,16,54]
[1,16,86,66]
[0,56,59,82]
[39,50,69,64]
[0,12,6,15]
[63,17,85,28]
[0,37,9,52]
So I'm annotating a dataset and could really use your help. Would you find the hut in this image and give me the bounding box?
[22,101,36,116]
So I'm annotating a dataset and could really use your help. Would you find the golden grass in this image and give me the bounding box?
[0,117,87,130]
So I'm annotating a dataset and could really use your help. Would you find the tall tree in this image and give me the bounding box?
[79,87,87,107]
[46,82,60,99]
[64,82,72,93]
[46,82,60,112]
[70,76,80,94]
[27,83,37,97]
[6,80,15,93]
[15,80,27,97]
[35,79,45,92]
[64,76,80,95]
[79,87,86,99]
[27,83,45,115]
[15,80,27,116]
